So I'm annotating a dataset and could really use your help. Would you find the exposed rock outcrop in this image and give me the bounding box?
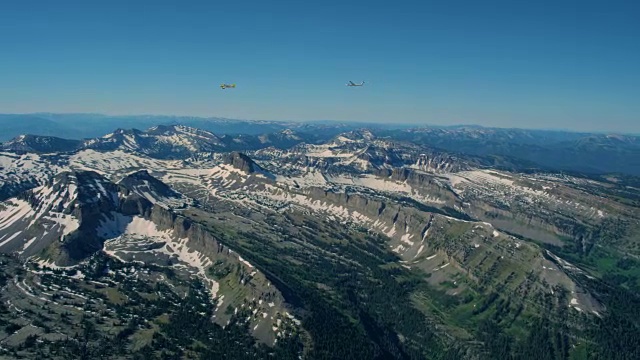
[223,152,261,173]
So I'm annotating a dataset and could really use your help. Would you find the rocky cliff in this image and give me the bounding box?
[223,151,261,173]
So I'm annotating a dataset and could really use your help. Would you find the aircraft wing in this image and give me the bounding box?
[348,81,356,86]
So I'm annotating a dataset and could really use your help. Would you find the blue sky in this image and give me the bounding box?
[1,0,639,133]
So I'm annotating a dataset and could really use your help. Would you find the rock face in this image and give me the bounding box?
[51,171,159,263]
[223,152,260,173]
[149,206,226,255]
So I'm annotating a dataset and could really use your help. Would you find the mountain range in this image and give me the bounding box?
[0,122,639,359]
[3,115,640,176]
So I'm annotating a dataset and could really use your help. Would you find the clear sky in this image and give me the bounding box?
[1,0,639,133]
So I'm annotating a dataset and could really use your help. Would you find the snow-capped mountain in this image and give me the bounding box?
[116,169,186,208]
[256,129,305,148]
[84,125,227,158]
[0,152,62,201]
[0,167,191,262]
[2,125,318,159]
[2,125,231,158]
[0,171,117,260]
[2,126,479,175]
[145,124,225,147]
[252,133,473,174]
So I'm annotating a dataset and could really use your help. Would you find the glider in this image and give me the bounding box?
[346,81,365,87]
[220,83,236,89]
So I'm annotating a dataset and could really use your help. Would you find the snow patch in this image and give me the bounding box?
[21,237,38,252]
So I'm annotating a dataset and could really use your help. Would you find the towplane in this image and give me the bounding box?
[220,83,236,89]
[346,81,365,87]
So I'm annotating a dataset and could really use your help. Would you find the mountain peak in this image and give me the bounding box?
[279,128,299,137]
[223,152,260,173]
[117,170,182,206]
[146,124,188,134]
[334,129,376,143]
[147,124,216,137]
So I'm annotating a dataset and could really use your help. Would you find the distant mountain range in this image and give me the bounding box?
[1,125,319,158]
[2,113,638,141]
[2,115,640,176]
[389,128,640,175]
[0,113,356,141]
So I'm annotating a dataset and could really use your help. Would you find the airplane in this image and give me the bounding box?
[220,83,236,89]
[346,81,365,87]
